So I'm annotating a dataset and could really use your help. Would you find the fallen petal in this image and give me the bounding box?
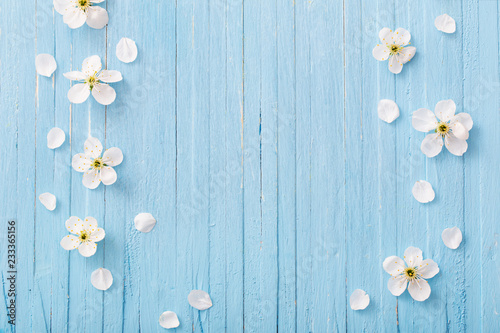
[36,54,57,77]
[47,127,66,149]
[378,99,400,123]
[91,268,113,290]
[39,192,56,211]
[134,213,156,233]
[159,311,180,329]
[435,14,456,33]
[188,290,212,310]
[442,227,463,249]
[116,37,138,63]
[412,180,435,203]
[350,289,370,310]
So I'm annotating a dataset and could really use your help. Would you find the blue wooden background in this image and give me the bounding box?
[1,0,499,332]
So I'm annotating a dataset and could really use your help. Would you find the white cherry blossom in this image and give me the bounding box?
[64,55,122,105]
[72,137,123,189]
[372,28,416,74]
[54,0,108,29]
[412,99,473,157]
[383,246,439,301]
[60,216,105,257]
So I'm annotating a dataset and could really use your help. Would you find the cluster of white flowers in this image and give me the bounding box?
[348,14,468,306]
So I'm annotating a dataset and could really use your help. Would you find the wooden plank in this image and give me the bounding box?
[208,0,245,331]
[243,0,279,330]
[176,0,211,331]
[276,0,297,331]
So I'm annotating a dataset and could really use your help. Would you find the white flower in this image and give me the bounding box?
[412,99,473,157]
[383,247,439,301]
[372,28,416,74]
[72,137,123,189]
[60,216,105,257]
[64,55,122,105]
[54,0,108,29]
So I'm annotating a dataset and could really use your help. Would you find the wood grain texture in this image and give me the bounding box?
[0,0,499,332]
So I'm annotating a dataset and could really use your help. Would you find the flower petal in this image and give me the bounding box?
[435,14,456,33]
[387,275,407,296]
[407,279,431,302]
[421,133,443,158]
[36,54,57,77]
[188,290,213,310]
[92,83,116,105]
[63,7,87,29]
[134,213,157,233]
[47,127,66,149]
[451,113,473,131]
[383,256,405,276]
[78,241,97,257]
[86,6,108,29]
[91,268,113,290]
[159,311,180,329]
[67,83,90,104]
[378,99,400,123]
[82,55,102,77]
[82,169,101,189]
[442,227,463,250]
[378,27,393,44]
[39,192,56,211]
[98,70,123,83]
[399,46,416,64]
[350,289,370,310]
[451,121,469,140]
[434,99,456,122]
[445,133,468,156]
[60,235,80,250]
[412,108,438,132]
[417,259,440,279]
[53,0,72,15]
[404,246,423,267]
[84,137,103,158]
[116,37,138,63]
[72,153,92,172]
[100,166,117,185]
[392,27,411,46]
[84,216,99,231]
[63,71,87,81]
[90,228,105,242]
[102,147,123,166]
[65,216,84,235]
[372,44,390,61]
[388,54,403,74]
[412,180,435,204]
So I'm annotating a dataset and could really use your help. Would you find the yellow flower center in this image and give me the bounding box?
[79,230,90,242]
[91,157,104,170]
[404,267,417,280]
[388,44,402,55]
[77,0,91,10]
[436,122,450,136]
[85,75,99,90]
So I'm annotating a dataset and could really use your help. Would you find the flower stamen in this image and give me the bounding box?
[404,267,418,280]
[77,0,91,10]
[388,44,402,55]
[435,122,450,137]
[85,75,99,90]
[79,230,90,242]
[91,157,104,170]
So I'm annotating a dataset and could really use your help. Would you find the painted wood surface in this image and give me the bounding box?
[1,0,499,331]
